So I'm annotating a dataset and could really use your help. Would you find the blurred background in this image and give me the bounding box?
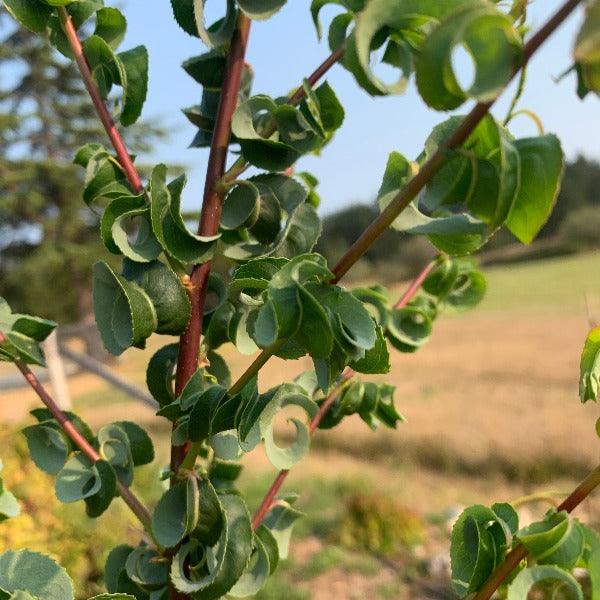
[2,2,600,599]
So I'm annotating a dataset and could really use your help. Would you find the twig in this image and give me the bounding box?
[227,0,582,395]
[221,43,346,184]
[175,43,346,473]
[250,258,438,529]
[57,8,143,193]
[0,331,153,533]
[171,13,252,480]
[330,0,583,282]
[474,463,600,599]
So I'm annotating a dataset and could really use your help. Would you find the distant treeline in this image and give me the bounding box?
[316,155,600,282]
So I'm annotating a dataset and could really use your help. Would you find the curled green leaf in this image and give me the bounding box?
[580,326,600,403]
[0,550,74,600]
[0,297,56,366]
[92,261,157,355]
[506,565,583,600]
[149,164,219,264]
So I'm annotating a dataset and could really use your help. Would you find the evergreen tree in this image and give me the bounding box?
[0,10,165,335]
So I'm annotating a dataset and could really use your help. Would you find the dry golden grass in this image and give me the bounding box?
[3,253,600,598]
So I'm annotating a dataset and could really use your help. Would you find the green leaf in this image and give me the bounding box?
[152,480,199,548]
[0,460,20,522]
[237,0,286,20]
[118,46,149,126]
[0,550,74,600]
[575,0,600,62]
[124,546,168,590]
[231,96,323,171]
[221,181,261,231]
[350,324,390,374]
[74,146,130,208]
[575,0,600,92]
[84,459,118,518]
[170,0,199,37]
[386,303,433,353]
[450,504,508,597]
[580,326,600,403]
[94,7,128,49]
[81,36,148,126]
[22,424,70,475]
[104,545,135,594]
[207,350,232,387]
[171,493,253,598]
[122,259,191,336]
[416,2,521,110]
[253,384,318,469]
[146,343,178,406]
[101,196,162,262]
[149,165,219,264]
[92,262,157,356]
[97,424,135,485]
[506,135,564,244]
[112,421,154,466]
[88,595,137,599]
[55,453,102,503]
[2,0,52,33]
[319,380,404,431]
[506,565,583,600]
[192,0,237,47]
[223,177,321,261]
[377,152,487,256]
[517,511,585,569]
[29,408,95,442]
[0,297,56,366]
[262,497,303,559]
[83,35,126,99]
[228,531,271,597]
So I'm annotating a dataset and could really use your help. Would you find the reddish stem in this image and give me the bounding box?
[288,44,346,105]
[0,331,152,531]
[331,0,582,283]
[474,463,600,600]
[250,259,436,529]
[222,43,346,184]
[57,8,143,193]
[174,37,345,473]
[230,0,581,396]
[171,14,252,476]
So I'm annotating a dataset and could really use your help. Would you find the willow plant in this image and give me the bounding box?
[1,0,600,599]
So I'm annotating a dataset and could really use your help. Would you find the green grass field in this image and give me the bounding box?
[478,251,600,312]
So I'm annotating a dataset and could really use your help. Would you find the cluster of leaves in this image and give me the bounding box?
[451,504,600,599]
[0,297,56,366]
[378,117,564,255]
[22,409,153,518]
[0,548,136,600]
[3,0,600,598]
[104,443,303,599]
[312,0,522,106]
[4,0,148,127]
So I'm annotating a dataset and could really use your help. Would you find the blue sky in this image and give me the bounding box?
[120,1,600,215]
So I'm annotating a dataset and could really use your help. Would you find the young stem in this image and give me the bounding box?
[221,43,346,184]
[171,13,252,477]
[249,258,436,529]
[228,340,284,398]
[331,0,583,283]
[474,463,600,600]
[0,332,153,533]
[231,0,582,386]
[57,7,143,193]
